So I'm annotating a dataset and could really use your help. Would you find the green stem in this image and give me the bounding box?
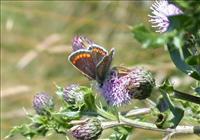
[119,115,164,132]
[113,106,120,122]
[102,118,198,134]
[81,111,99,116]
[173,90,200,105]
[96,105,117,121]
[124,108,152,117]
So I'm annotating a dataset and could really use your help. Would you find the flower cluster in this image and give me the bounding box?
[71,36,156,106]
[100,67,155,106]
[149,0,183,33]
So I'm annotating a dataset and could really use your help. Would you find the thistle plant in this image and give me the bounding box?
[6,0,200,140]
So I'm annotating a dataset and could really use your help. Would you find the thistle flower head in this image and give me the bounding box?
[71,118,102,140]
[100,67,155,106]
[149,0,183,33]
[33,92,54,115]
[72,36,93,51]
[63,84,84,104]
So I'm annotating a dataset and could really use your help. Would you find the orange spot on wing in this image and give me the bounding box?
[72,53,92,65]
[73,60,76,64]
[86,54,90,57]
[83,53,86,57]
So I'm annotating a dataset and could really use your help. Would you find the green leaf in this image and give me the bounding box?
[131,24,167,48]
[171,106,184,127]
[109,126,132,140]
[6,124,38,139]
[156,96,169,112]
[185,54,200,65]
[159,80,174,93]
[59,111,80,120]
[173,90,200,105]
[157,81,184,128]
[84,90,96,111]
[168,14,193,31]
[155,106,184,129]
[167,43,200,80]
[173,0,190,9]
[28,115,48,126]
[195,87,200,95]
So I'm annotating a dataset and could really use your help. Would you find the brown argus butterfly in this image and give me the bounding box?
[68,36,114,84]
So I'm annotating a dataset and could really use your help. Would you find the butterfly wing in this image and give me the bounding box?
[96,48,115,83]
[89,44,108,65]
[68,50,96,80]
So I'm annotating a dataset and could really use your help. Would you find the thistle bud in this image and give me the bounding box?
[72,36,93,51]
[63,84,84,104]
[33,92,54,115]
[71,118,102,140]
[127,67,155,100]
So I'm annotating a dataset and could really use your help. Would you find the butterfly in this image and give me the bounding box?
[68,37,114,84]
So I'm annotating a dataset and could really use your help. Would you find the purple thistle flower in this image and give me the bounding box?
[72,36,93,51]
[100,70,131,106]
[33,92,54,115]
[149,0,183,33]
[99,67,155,106]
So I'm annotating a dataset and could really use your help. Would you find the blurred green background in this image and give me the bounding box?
[1,1,198,140]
